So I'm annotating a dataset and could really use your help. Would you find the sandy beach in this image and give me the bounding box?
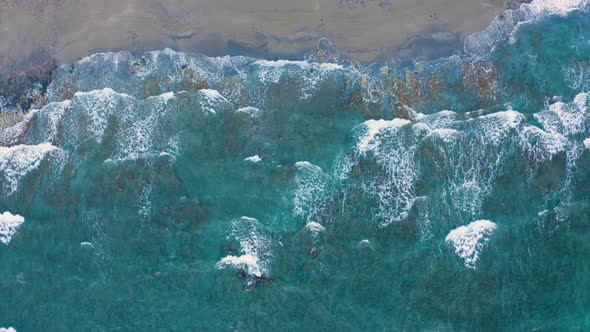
[0,0,527,71]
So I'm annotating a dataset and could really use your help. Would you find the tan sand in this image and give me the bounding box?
[0,0,521,70]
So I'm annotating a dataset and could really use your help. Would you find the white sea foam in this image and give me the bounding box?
[253,59,343,71]
[424,144,487,220]
[72,88,134,143]
[519,126,568,165]
[137,184,153,225]
[216,254,262,277]
[0,143,59,195]
[198,89,228,114]
[347,108,525,228]
[239,216,258,222]
[562,63,588,90]
[199,89,226,101]
[478,110,525,145]
[445,220,497,269]
[0,327,16,332]
[411,123,432,137]
[113,111,158,161]
[251,59,346,99]
[294,161,318,168]
[449,181,485,218]
[294,162,330,222]
[424,128,460,143]
[39,101,71,143]
[1,101,69,146]
[534,92,590,136]
[253,59,309,68]
[159,151,172,158]
[481,110,524,128]
[80,242,95,250]
[356,239,373,249]
[443,111,522,216]
[318,63,345,70]
[148,91,175,103]
[78,51,128,68]
[433,110,456,116]
[584,137,590,149]
[415,110,459,134]
[216,216,272,277]
[465,0,590,55]
[244,155,261,163]
[304,221,327,249]
[524,0,589,16]
[305,221,326,234]
[356,119,411,154]
[60,88,184,162]
[352,118,418,227]
[73,87,132,99]
[0,211,25,245]
[235,106,263,118]
[0,110,38,146]
[106,90,183,161]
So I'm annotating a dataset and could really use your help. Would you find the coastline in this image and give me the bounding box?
[0,0,532,111]
[0,0,525,71]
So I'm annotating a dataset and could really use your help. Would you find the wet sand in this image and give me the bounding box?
[0,0,524,71]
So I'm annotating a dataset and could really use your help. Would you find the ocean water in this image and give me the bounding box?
[2,1,590,330]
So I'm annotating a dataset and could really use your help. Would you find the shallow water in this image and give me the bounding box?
[1,1,590,330]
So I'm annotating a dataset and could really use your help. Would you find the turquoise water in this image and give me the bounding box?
[2,1,590,330]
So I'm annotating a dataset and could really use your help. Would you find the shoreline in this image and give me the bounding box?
[0,0,527,72]
[0,0,540,112]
